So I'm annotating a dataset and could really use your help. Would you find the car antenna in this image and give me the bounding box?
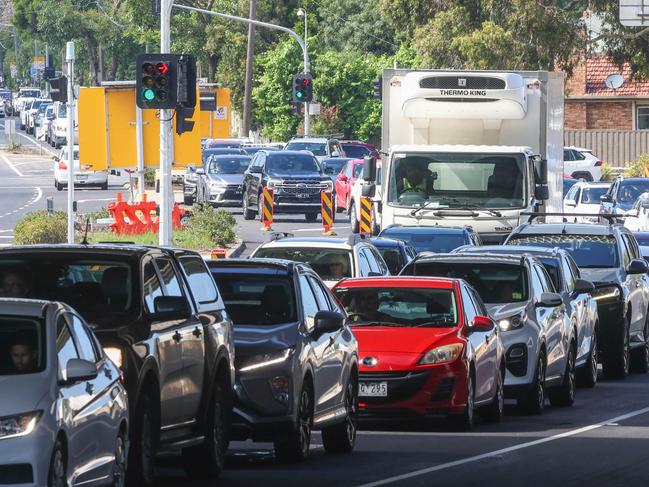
[81,217,91,245]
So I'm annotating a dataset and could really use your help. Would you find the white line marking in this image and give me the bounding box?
[358,406,649,487]
[32,187,42,205]
[76,198,117,204]
[1,154,24,176]
[0,236,13,239]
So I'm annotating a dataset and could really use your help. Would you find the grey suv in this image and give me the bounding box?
[402,253,576,413]
[207,258,359,461]
[506,216,649,379]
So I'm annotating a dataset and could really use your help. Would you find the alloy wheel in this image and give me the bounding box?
[344,380,358,445]
[298,388,312,457]
[113,432,127,487]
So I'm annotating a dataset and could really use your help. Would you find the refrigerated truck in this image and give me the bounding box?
[363,69,564,243]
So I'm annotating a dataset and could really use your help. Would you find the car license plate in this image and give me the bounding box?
[76,175,88,180]
[296,193,310,199]
[359,381,387,397]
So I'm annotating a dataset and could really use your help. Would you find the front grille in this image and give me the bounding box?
[360,370,430,404]
[419,76,506,90]
[226,184,242,190]
[275,180,327,195]
[0,464,34,484]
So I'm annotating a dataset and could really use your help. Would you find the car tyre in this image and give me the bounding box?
[480,366,504,423]
[603,316,630,380]
[349,201,359,233]
[549,341,576,407]
[111,428,128,487]
[450,372,474,430]
[274,382,313,463]
[518,352,546,415]
[182,383,228,479]
[242,192,255,220]
[56,180,63,191]
[126,394,157,487]
[100,181,108,191]
[48,438,67,487]
[305,212,318,223]
[322,375,358,453]
[630,314,649,374]
[577,331,598,388]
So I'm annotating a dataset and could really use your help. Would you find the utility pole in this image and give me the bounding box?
[159,0,174,246]
[45,43,49,96]
[66,41,75,244]
[242,0,256,138]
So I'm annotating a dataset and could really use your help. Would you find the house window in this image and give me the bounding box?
[637,106,649,129]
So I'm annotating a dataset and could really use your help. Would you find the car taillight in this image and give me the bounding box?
[58,161,67,170]
[595,160,603,167]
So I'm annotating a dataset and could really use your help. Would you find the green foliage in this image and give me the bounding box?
[623,154,649,178]
[85,207,110,223]
[600,162,615,182]
[14,211,67,245]
[180,205,237,249]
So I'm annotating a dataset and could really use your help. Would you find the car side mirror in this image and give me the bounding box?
[338,174,347,182]
[600,194,613,203]
[641,201,649,210]
[627,258,649,275]
[573,278,595,296]
[196,168,205,175]
[362,183,376,198]
[313,310,344,335]
[470,315,495,332]
[564,199,576,207]
[64,358,97,383]
[248,166,262,174]
[536,292,563,308]
[533,157,548,184]
[153,296,189,316]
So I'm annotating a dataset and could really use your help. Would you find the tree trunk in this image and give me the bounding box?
[110,50,118,81]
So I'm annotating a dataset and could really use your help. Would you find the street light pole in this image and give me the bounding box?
[297,8,309,135]
[159,0,174,246]
[65,42,75,244]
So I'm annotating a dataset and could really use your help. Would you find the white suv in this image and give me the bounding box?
[564,181,611,222]
[564,146,603,181]
[251,234,390,287]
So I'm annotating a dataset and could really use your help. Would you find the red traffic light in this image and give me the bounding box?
[302,79,310,85]
[156,62,169,74]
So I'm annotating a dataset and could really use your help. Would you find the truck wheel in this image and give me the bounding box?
[242,193,255,220]
[549,341,576,407]
[349,202,359,233]
[274,382,313,463]
[127,393,158,487]
[480,366,504,423]
[182,383,227,479]
[305,212,318,223]
[518,352,546,415]
[450,372,474,430]
[602,316,630,380]
[630,315,649,373]
[577,332,598,388]
[322,375,358,453]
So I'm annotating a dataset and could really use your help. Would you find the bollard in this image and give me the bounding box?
[210,248,227,259]
[46,197,54,215]
[321,190,336,236]
[261,187,274,232]
[359,197,372,235]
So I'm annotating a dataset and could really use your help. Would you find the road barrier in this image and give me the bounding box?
[210,248,227,259]
[321,190,336,236]
[108,192,185,235]
[359,197,372,235]
[261,187,274,232]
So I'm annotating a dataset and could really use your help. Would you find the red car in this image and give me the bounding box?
[332,276,504,429]
[334,158,364,212]
[340,140,380,160]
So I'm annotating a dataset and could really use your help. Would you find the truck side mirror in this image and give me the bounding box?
[363,156,376,182]
[362,183,376,198]
[533,158,548,185]
[535,185,549,201]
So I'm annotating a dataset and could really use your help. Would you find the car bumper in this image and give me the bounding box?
[58,172,108,185]
[358,363,469,417]
[500,326,539,395]
[595,297,625,351]
[183,183,197,196]
[207,189,243,206]
[0,427,53,486]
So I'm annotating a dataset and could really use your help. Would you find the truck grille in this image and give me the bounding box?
[419,76,506,90]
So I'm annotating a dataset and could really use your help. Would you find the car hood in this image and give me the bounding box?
[0,373,51,417]
[207,173,243,184]
[485,302,527,321]
[233,322,298,358]
[579,267,621,286]
[353,326,458,355]
[266,171,325,180]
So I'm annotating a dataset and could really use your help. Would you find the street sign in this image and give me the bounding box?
[33,56,45,71]
[619,0,649,26]
[214,106,227,120]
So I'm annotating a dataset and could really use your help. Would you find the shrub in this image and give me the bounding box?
[600,162,615,182]
[180,205,237,248]
[14,211,67,244]
[623,154,649,178]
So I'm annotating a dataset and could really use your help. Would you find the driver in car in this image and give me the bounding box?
[397,159,434,196]
[349,290,392,323]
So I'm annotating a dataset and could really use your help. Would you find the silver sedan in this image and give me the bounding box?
[0,298,128,486]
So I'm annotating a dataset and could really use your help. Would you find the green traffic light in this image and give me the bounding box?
[143,88,155,101]
[296,92,303,99]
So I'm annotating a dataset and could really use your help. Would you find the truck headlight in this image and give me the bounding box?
[418,344,463,365]
[498,313,524,332]
[592,286,621,302]
[0,411,42,440]
[239,348,293,372]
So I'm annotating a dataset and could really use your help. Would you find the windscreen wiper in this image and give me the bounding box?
[452,202,502,217]
[410,201,440,217]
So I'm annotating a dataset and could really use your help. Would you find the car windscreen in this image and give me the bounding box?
[324,159,348,175]
[31,100,46,109]
[0,258,135,316]
[580,187,608,204]
[379,228,466,254]
[253,248,352,281]
[333,287,458,327]
[211,275,296,325]
[342,145,371,158]
[22,90,41,98]
[284,141,327,156]
[507,235,619,268]
[618,181,649,204]
[265,154,321,174]
[208,157,250,174]
[405,262,528,304]
[0,316,46,375]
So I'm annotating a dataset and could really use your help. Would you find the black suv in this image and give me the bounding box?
[242,150,334,222]
[206,258,359,461]
[506,217,649,379]
[0,245,235,484]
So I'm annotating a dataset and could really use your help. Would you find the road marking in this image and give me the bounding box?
[358,405,649,487]
[76,197,117,204]
[0,236,13,239]
[1,154,24,176]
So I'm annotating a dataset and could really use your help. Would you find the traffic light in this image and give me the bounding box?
[177,54,197,108]
[292,73,313,103]
[176,106,195,135]
[136,53,178,109]
[48,76,67,103]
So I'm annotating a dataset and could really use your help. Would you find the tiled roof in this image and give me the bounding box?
[580,56,649,96]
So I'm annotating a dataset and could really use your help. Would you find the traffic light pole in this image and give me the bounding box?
[159,0,174,246]
[172,3,311,135]
[66,42,75,244]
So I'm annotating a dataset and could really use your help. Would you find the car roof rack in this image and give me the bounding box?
[520,212,616,224]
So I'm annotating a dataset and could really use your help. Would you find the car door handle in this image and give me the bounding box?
[172,331,182,343]
[193,326,202,338]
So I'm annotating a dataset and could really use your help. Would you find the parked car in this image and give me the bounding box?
[207,258,359,461]
[402,252,576,413]
[370,237,417,275]
[379,225,481,255]
[242,150,333,222]
[195,154,251,207]
[53,145,108,190]
[334,158,364,213]
[251,234,390,287]
[333,276,504,429]
[564,181,611,222]
[564,146,603,181]
[349,160,382,234]
[0,298,129,487]
[284,135,345,163]
[0,245,236,483]
[456,245,599,387]
[505,217,649,379]
[600,176,649,221]
[339,140,380,160]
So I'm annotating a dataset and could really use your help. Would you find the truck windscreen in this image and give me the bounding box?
[388,153,526,210]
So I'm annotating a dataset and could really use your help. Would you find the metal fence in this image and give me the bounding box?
[565,130,649,168]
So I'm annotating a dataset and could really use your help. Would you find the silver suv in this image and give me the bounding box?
[284,135,345,163]
[402,252,577,414]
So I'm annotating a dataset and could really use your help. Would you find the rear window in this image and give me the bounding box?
[284,141,326,156]
[379,229,467,254]
[0,316,46,375]
[253,248,352,281]
[376,248,405,275]
[406,262,528,304]
[342,145,371,158]
[211,275,296,325]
